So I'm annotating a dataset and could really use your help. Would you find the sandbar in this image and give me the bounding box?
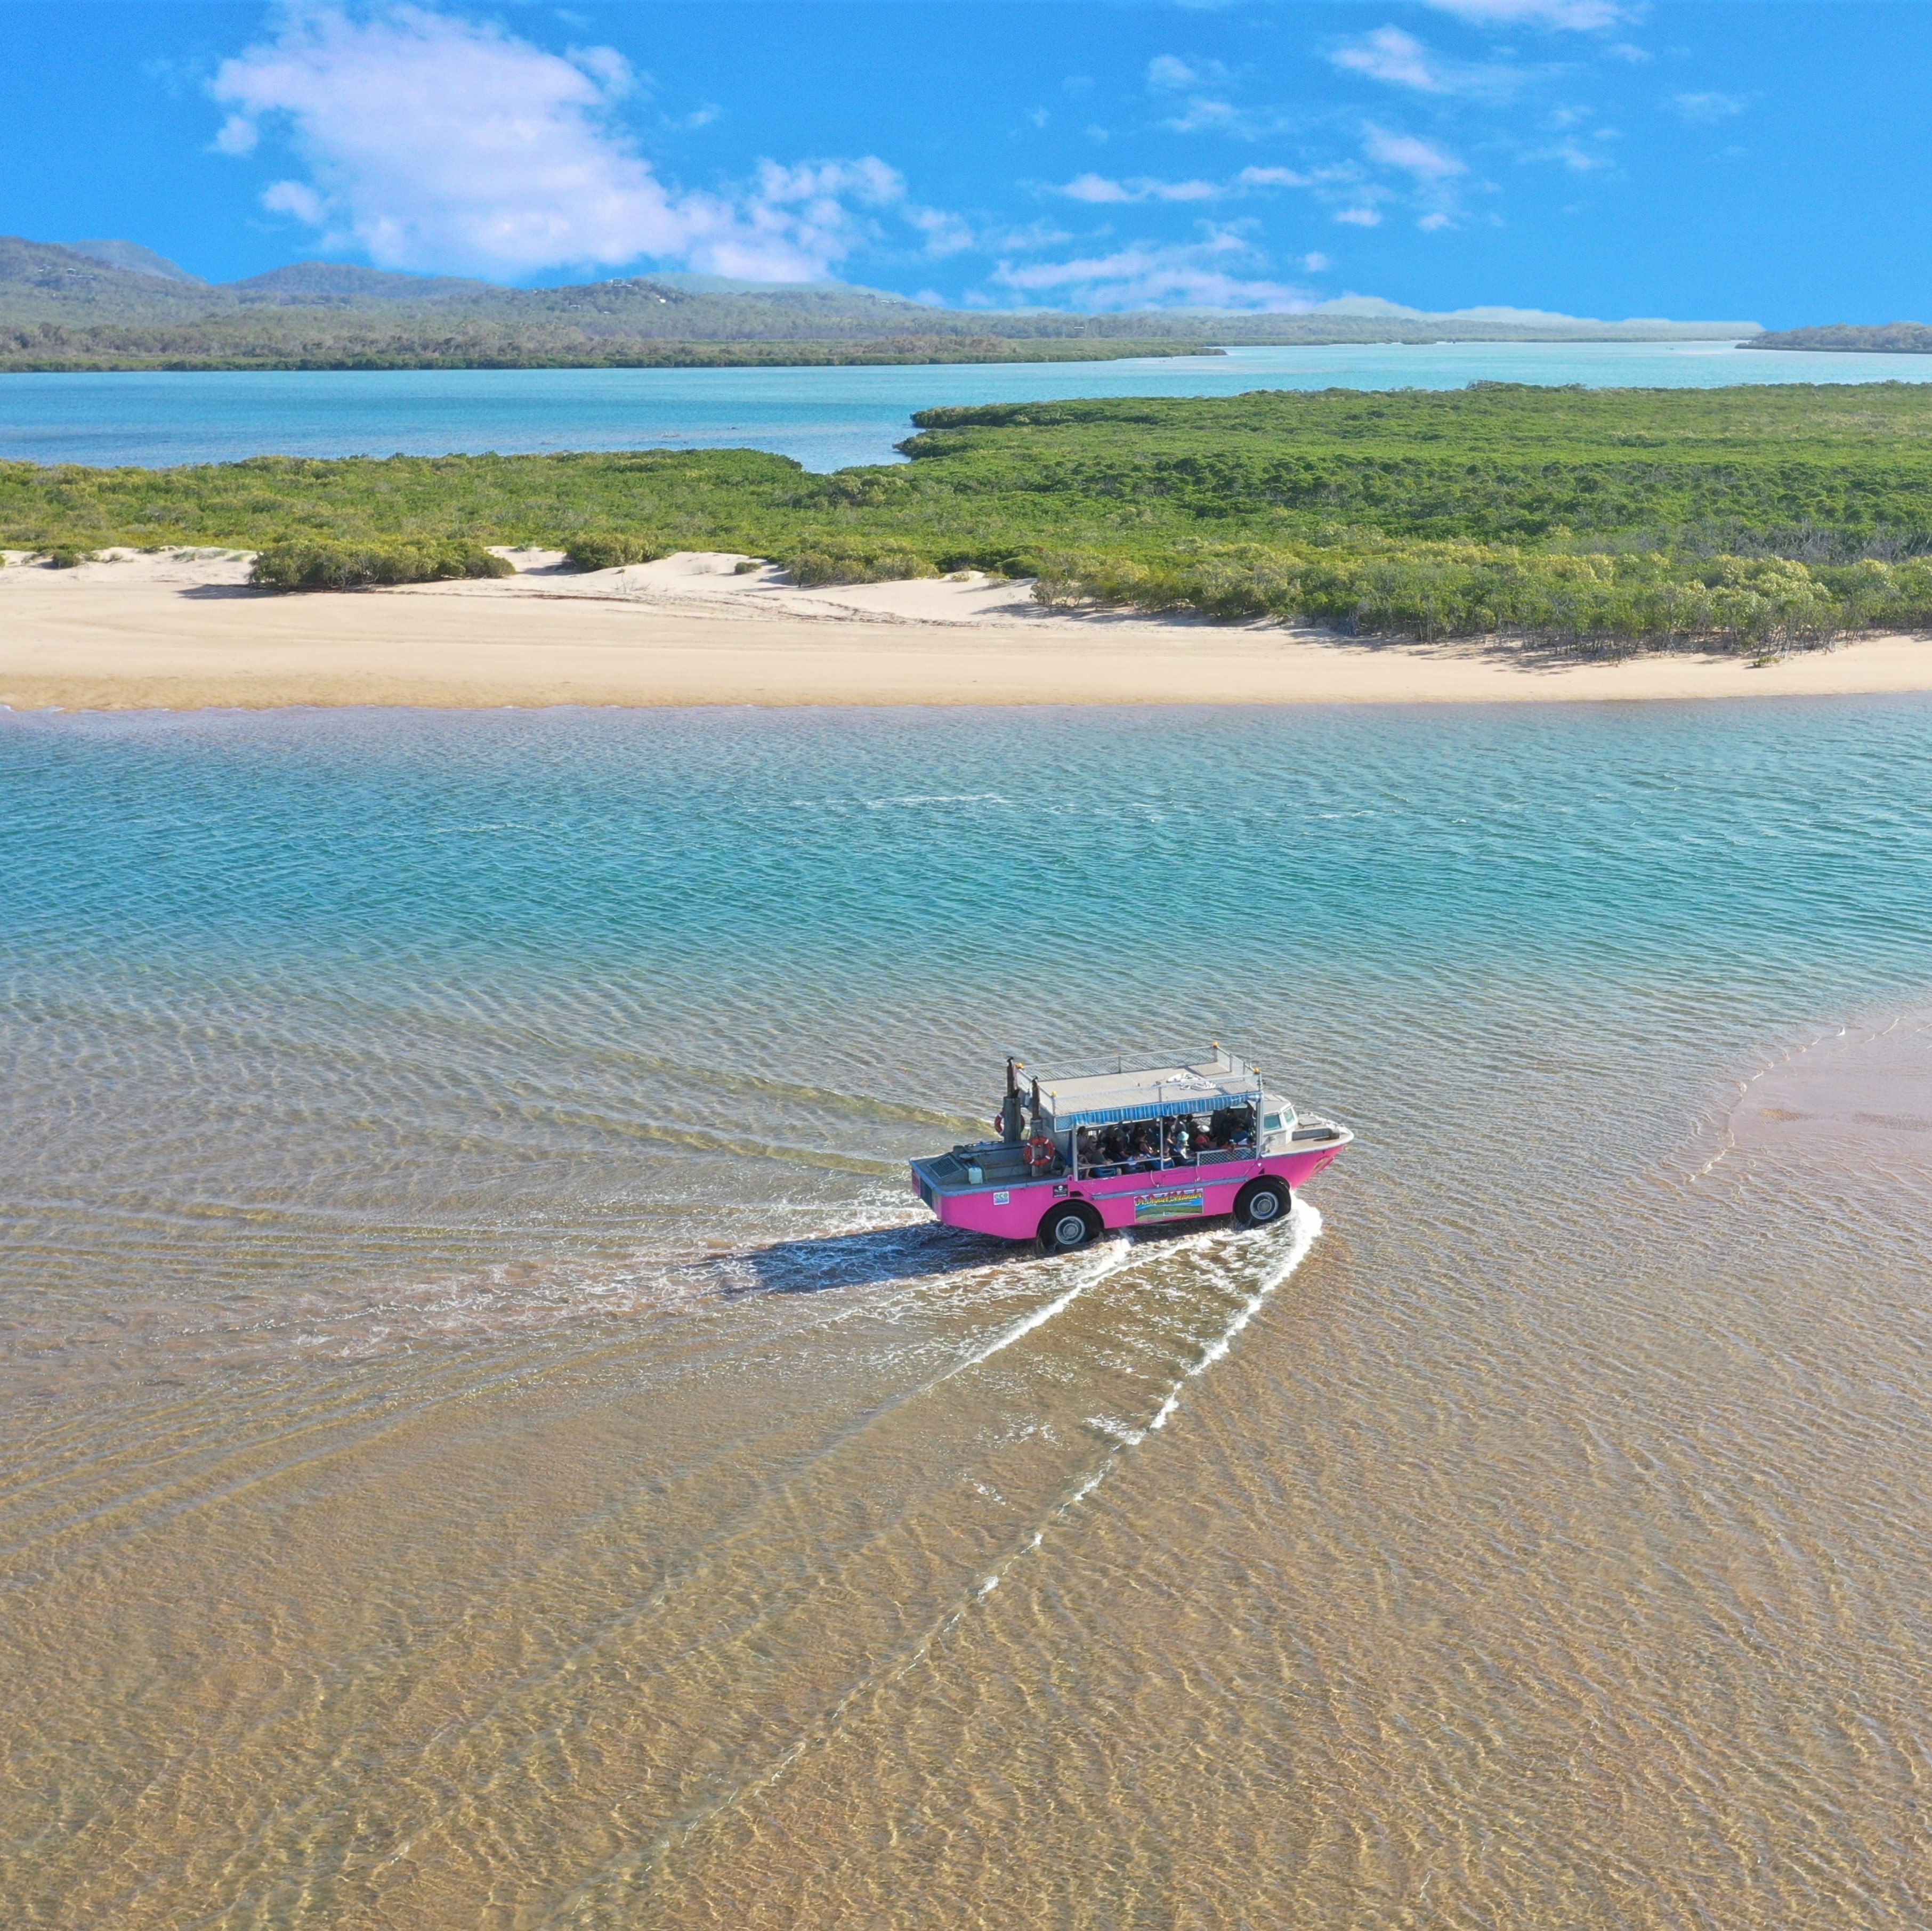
[1726,1013,1932,1165]
[4,548,1930,712]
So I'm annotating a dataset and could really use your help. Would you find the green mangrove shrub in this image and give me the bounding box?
[250,539,513,591]
[1033,542,1932,652]
[564,531,672,571]
[783,546,938,587]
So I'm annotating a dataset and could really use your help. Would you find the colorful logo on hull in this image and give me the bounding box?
[1134,1188,1206,1223]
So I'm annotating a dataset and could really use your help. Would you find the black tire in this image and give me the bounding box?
[1039,1202,1102,1254]
[1234,1178,1291,1229]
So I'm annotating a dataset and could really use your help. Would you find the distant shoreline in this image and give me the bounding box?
[4,548,1927,713]
[0,331,1761,376]
[0,336,1231,375]
[1745,323,1932,356]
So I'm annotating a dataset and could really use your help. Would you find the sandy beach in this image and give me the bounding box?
[3,546,1929,711]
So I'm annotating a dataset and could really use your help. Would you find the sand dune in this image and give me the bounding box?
[3,546,1929,711]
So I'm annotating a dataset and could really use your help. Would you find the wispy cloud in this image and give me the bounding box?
[1146,48,1291,139]
[1336,207,1385,226]
[1524,133,1618,170]
[906,205,975,257]
[1332,27,1444,91]
[1670,91,1747,123]
[1147,54,1233,91]
[1364,128,1468,179]
[210,4,945,280]
[1418,0,1630,28]
[1055,172,1222,204]
[1330,26,1523,99]
[991,228,1313,311]
[1050,166,1326,204]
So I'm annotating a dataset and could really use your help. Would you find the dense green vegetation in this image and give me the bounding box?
[7,382,1932,649]
[1748,323,1932,356]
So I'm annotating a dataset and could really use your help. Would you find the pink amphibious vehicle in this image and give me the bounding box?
[910,1047,1352,1253]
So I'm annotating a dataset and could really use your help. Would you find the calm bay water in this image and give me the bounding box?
[7,339,1932,471]
[3,698,1931,1927]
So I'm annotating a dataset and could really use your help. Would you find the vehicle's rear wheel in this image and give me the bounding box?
[1040,1203,1102,1254]
[1234,1178,1291,1228]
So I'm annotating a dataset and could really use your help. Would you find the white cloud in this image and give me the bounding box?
[1333,27,1443,91]
[1364,128,1468,178]
[1146,50,1290,138]
[210,5,927,280]
[727,158,909,281]
[1051,166,1329,204]
[1160,96,1241,134]
[991,230,1313,311]
[1331,26,1526,98]
[565,42,633,96]
[1419,0,1630,28]
[1335,207,1385,226]
[1418,212,1454,230]
[982,220,1078,253]
[1056,172,1222,204]
[908,206,975,255]
[262,179,326,225]
[1671,91,1746,123]
[211,113,259,156]
[1302,251,1333,270]
[1147,54,1233,91]
[1525,136,1615,170]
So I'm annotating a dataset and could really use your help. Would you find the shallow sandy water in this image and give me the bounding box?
[3,701,1930,1927]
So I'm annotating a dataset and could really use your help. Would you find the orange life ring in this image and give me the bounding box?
[1026,1134,1056,1172]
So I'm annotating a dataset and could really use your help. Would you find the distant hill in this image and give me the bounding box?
[0,233,1766,371]
[63,239,203,284]
[1747,322,1932,355]
[224,261,502,305]
[0,237,220,323]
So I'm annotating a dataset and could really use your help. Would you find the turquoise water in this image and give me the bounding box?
[6,696,1929,1323]
[7,339,1932,471]
[7,699,1932,1927]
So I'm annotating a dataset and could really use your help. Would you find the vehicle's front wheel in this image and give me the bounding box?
[1234,1178,1291,1228]
[1039,1203,1102,1254]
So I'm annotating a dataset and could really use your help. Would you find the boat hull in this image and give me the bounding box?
[911,1143,1345,1243]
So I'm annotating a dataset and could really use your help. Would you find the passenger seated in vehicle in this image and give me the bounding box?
[1165,1117,1192,1163]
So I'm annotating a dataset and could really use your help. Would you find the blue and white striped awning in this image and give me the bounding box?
[1049,1090,1257,1129]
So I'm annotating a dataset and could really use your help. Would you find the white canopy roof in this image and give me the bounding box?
[1033,1052,1262,1129]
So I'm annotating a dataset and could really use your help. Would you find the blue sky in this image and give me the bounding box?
[4,3,1927,324]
